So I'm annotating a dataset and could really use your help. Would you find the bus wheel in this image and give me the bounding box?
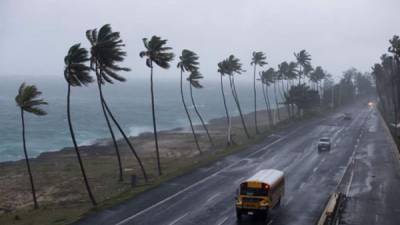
[236,209,242,220]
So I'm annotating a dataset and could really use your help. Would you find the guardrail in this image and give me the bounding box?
[317,192,345,225]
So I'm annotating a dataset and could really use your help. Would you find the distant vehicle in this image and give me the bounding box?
[318,137,331,151]
[235,169,284,220]
[343,112,352,120]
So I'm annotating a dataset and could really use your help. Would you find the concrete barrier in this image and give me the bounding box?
[317,192,343,225]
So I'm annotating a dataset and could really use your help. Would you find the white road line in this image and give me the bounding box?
[167,213,188,225]
[346,167,355,196]
[267,220,274,225]
[206,193,220,203]
[216,216,228,225]
[114,133,289,225]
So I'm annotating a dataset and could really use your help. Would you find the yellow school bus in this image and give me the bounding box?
[235,169,285,220]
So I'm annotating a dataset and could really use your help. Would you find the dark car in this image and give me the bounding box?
[318,137,331,151]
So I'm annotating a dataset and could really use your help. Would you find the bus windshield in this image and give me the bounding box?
[240,186,268,196]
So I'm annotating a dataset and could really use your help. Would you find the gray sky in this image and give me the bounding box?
[0,0,399,81]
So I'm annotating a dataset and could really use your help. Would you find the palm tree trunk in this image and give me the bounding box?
[220,75,232,146]
[189,82,214,146]
[102,100,148,181]
[67,84,97,205]
[96,66,123,181]
[265,85,274,126]
[180,70,202,153]
[282,79,291,119]
[273,81,280,121]
[150,63,162,176]
[262,83,273,128]
[21,108,38,209]
[229,76,250,138]
[253,64,259,134]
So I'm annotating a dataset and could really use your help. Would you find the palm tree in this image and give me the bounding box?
[260,69,274,127]
[87,24,147,182]
[187,70,214,146]
[268,68,281,121]
[15,83,48,209]
[294,50,312,84]
[177,50,201,153]
[140,36,174,176]
[218,59,233,145]
[278,62,298,119]
[64,43,97,206]
[251,51,267,134]
[226,55,250,138]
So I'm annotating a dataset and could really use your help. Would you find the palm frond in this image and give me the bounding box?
[15,83,48,116]
[64,43,93,86]
[178,49,199,72]
[86,24,130,84]
[140,35,175,69]
[251,51,267,67]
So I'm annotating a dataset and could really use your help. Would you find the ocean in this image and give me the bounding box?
[0,75,279,162]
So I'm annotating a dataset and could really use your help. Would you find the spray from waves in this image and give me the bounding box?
[128,126,154,137]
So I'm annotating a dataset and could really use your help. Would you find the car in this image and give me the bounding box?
[318,137,331,151]
[343,112,352,120]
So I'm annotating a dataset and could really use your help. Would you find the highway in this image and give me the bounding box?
[74,103,400,225]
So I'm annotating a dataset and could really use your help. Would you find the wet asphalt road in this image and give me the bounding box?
[74,103,400,225]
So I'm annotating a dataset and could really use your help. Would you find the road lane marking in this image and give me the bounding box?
[167,213,188,225]
[206,193,220,203]
[216,216,228,225]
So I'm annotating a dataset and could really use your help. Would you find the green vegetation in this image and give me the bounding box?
[64,43,97,206]
[140,35,175,176]
[177,49,202,153]
[15,83,48,209]
[372,35,400,143]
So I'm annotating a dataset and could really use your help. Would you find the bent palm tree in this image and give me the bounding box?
[187,70,214,146]
[260,69,274,127]
[64,43,97,206]
[177,49,201,153]
[15,83,48,209]
[218,60,233,145]
[226,55,250,138]
[140,36,174,176]
[251,51,267,134]
[294,50,311,84]
[87,24,147,181]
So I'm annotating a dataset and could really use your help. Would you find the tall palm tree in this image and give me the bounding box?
[251,51,267,134]
[177,49,201,153]
[64,43,97,206]
[187,70,214,146]
[277,62,289,118]
[269,68,281,121]
[260,69,274,127]
[15,83,48,209]
[278,61,298,119]
[294,50,312,84]
[87,24,147,182]
[218,59,233,145]
[226,55,250,138]
[140,36,174,176]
